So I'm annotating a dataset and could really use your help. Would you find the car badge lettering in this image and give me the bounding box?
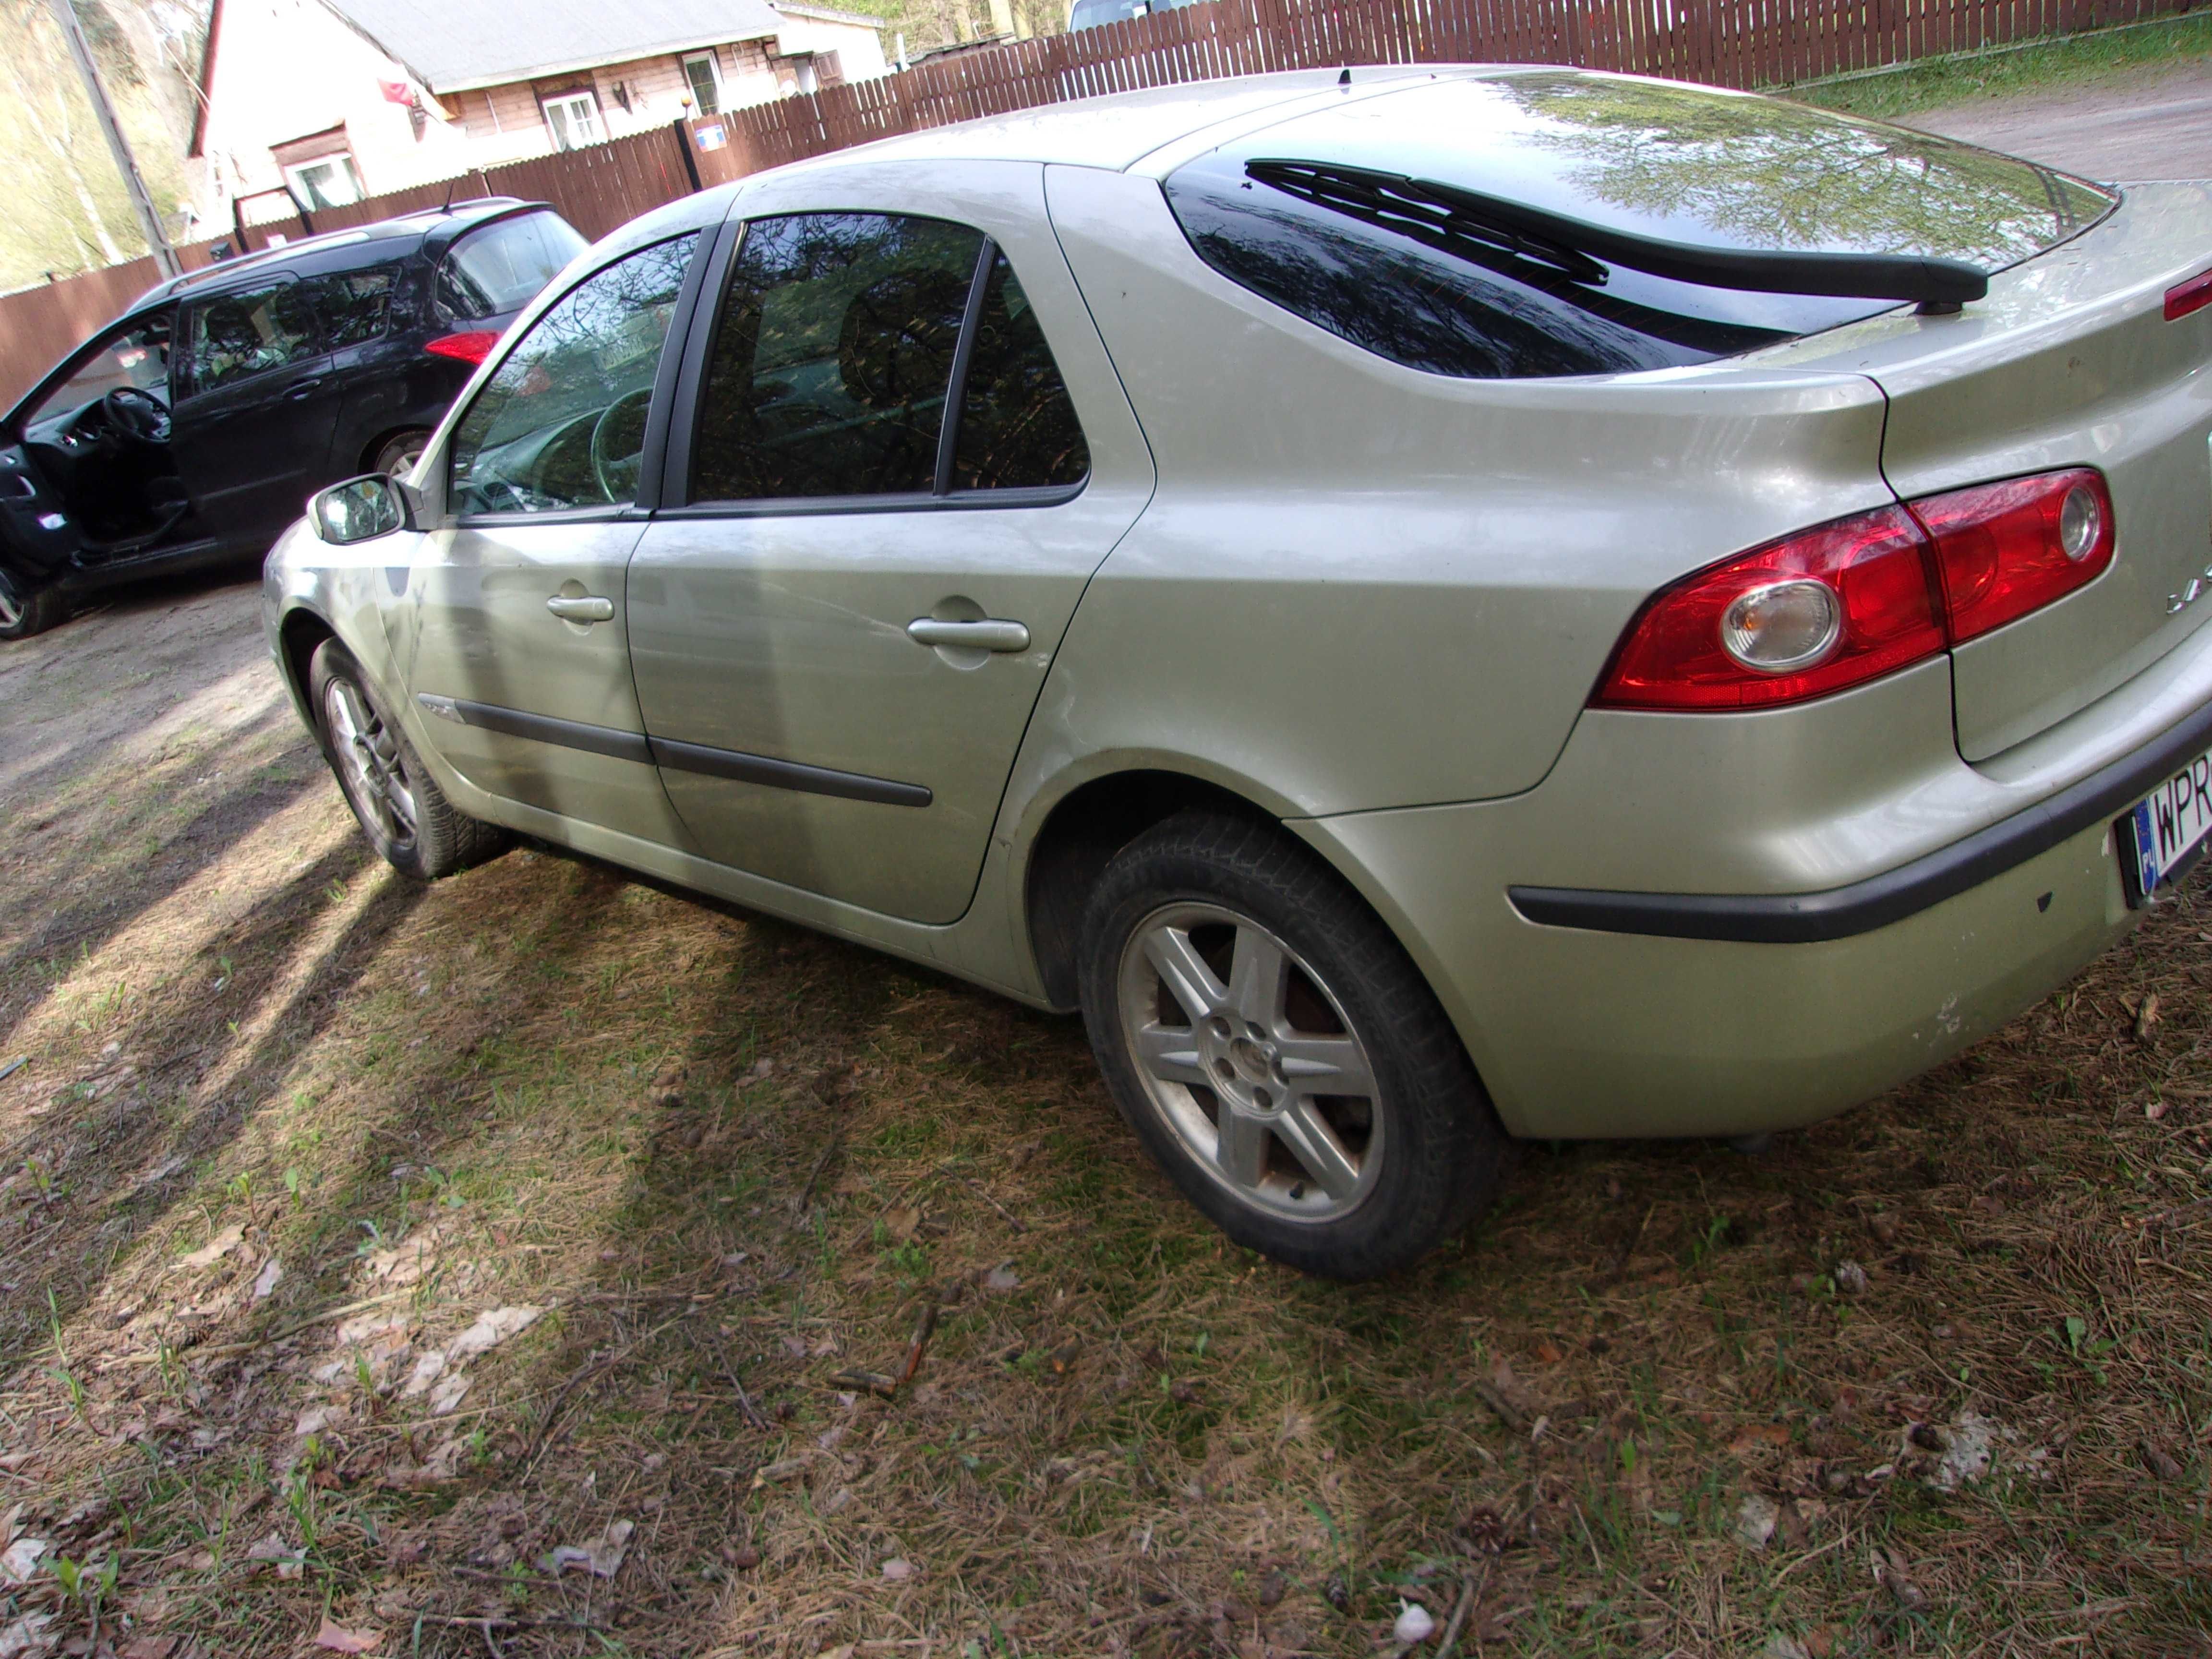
[2168,564,2212,615]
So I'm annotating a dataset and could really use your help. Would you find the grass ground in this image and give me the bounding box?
[1797,12,2212,119]
[2,577,2210,1659]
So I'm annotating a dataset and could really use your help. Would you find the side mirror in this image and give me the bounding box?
[310,474,412,544]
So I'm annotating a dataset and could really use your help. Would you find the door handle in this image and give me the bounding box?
[906,617,1030,653]
[284,378,325,400]
[546,595,615,624]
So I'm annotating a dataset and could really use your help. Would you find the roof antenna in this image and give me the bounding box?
[1338,66,1350,86]
[441,178,456,214]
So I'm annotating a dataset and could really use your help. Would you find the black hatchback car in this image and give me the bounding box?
[0,197,585,638]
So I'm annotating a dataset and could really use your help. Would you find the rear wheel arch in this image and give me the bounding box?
[361,426,435,479]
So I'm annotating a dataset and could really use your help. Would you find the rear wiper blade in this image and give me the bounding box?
[1246,159,1990,307]
[1248,159,1610,288]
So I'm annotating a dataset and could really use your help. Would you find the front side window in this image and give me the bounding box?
[542,92,603,152]
[436,211,588,321]
[302,267,396,347]
[448,233,698,515]
[691,212,1089,504]
[26,314,172,426]
[185,282,321,394]
[286,155,364,210]
[683,51,721,115]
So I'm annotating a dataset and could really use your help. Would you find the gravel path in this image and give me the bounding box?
[1901,56,2212,179]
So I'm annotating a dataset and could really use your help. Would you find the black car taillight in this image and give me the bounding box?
[425,330,500,364]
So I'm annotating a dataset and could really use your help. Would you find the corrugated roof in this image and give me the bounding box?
[322,0,795,93]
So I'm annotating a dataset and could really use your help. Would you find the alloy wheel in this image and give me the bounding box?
[1115,902,1383,1224]
[322,675,419,849]
[0,570,21,631]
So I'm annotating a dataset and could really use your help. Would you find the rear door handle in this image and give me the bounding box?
[547,595,615,623]
[906,618,1030,652]
[284,378,325,400]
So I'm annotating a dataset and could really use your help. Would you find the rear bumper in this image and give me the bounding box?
[1295,627,2212,1140]
[1507,690,2212,944]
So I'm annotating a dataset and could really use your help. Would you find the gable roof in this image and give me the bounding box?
[320,0,792,94]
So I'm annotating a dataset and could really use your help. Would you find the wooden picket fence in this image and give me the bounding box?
[1,0,2197,409]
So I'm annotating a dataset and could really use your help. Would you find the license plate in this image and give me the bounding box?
[2120,746,2212,905]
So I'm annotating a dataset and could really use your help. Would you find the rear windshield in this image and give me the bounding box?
[1162,72,2116,380]
[437,210,588,321]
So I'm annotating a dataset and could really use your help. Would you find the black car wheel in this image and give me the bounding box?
[1076,811,1509,1280]
[0,566,64,641]
[310,638,509,879]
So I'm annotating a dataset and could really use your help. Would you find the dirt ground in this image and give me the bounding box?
[1,575,2210,1659]
[1905,55,2212,179]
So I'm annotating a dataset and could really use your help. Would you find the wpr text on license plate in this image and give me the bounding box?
[2123,747,2212,904]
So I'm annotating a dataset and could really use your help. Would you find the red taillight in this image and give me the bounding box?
[1910,469,2114,643]
[425,329,500,364]
[1595,468,2116,712]
[1596,505,1944,710]
[2166,268,2212,322]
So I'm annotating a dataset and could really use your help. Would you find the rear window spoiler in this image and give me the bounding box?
[1246,160,1991,308]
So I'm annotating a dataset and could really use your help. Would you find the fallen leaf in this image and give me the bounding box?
[0,1536,47,1585]
[2146,1098,2170,1121]
[175,1225,244,1272]
[428,1372,470,1415]
[313,1619,382,1653]
[882,1206,921,1243]
[295,1407,332,1439]
[1730,1423,1791,1455]
[1832,1261,1867,1297]
[445,1306,543,1362]
[1930,1411,2002,1491]
[252,1257,284,1300]
[1531,1338,1564,1363]
[754,1456,810,1485]
[983,1263,1019,1293]
[1488,1354,1542,1418]
[544,1519,633,1579]
[120,1636,176,1659]
[1736,1494,1779,1550]
[0,1613,55,1657]
[881,1557,917,1581]
[1873,1548,1927,1611]
[1866,1211,1901,1245]
[245,1533,306,1579]
[2135,993,2161,1040]
[1761,1636,1813,1659]
[2141,1439,2185,1481]
[398,1351,446,1399]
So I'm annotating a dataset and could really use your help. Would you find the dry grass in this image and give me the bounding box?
[2,575,2209,1659]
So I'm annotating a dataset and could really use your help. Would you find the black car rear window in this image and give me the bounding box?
[1162,71,2116,380]
[437,211,589,321]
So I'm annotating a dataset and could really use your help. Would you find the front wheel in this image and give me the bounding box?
[0,566,65,640]
[1076,812,1507,1280]
[309,638,508,879]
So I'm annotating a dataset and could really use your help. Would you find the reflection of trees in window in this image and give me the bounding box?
[1499,74,2110,267]
[953,253,1087,491]
[693,213,982,501]
[1169,163,1715,379]
[448,233,697,513]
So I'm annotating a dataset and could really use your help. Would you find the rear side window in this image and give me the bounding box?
[691,212,1089,504]
[437,211,588,321]
[302,267,397,347]
[448,233,697,515]
[185,281,321,393]
[695,213,982,501]
[952,251,1088,491]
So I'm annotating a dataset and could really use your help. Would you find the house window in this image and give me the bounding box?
[284,155,364,209]
[682,51,722,115]
[541,91,604,151]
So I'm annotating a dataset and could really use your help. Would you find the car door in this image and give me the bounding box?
[625,169,1154,924]
[169,275,344,546]
[384,230,706,848]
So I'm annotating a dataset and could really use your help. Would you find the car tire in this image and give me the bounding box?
[1076,810,1508,1280]
[370,429,433,480]
[309,638,509,879]
[0,566,65,641]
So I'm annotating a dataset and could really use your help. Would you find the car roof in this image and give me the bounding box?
[129,197,552,311]
[772,65,1520,174]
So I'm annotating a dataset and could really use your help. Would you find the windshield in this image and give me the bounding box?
[436,211,589,322]
[26,315,173,427]
[1163,71,2116,380]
